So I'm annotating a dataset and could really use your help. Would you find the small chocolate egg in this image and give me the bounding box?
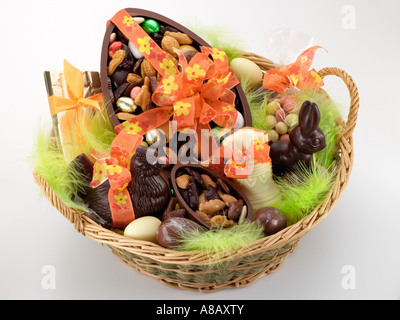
[266,100,281,115]
[146,129,163,145]
[275,122,288,135]
[265,115,277,129]
[233,111,245,129]
[275,108,286,122]
[268,130,279,141]
[252,207,286,236]
[124,216,162,243]
[116,97,137,113]
[142,19,160,34]
[285,113,299,128]
[156,217,204,248]
[230,58,263,88]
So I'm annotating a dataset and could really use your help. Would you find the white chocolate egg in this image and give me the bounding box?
[230,58,263,88]
[124,216,162,243]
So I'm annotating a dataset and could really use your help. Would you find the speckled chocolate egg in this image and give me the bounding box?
[252,207,286,236]
[157,217,204,248]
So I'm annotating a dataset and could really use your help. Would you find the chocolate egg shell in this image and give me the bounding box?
[171,164,253,229]
[157,217,204,248]
[101,8,252,128]
[252,207,286,236]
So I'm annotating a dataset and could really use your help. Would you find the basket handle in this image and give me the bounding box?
[318,67,360,138]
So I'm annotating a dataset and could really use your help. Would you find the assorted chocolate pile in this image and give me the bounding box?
[171,165,252,229]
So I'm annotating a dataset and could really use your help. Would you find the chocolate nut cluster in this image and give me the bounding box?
[174,166,248,229]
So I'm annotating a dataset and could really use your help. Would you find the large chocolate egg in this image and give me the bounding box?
[100,8,252,128]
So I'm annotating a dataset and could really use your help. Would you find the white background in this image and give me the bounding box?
[1,0,399,300]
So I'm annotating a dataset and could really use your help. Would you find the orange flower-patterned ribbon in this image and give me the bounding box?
[206,140,272,179]
[263,46,327,93]
[109,9,239,133]
[89,132,143,228]
[48,60,104,158]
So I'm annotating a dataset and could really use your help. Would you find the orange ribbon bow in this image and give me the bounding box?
[204,140,272,179]
[48,60,104,160]
[262,46,326,93]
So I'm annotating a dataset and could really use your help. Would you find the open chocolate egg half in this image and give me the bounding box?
[171,163,253,229]
[100,8,252,128]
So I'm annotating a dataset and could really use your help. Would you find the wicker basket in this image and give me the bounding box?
[33,54,359,293]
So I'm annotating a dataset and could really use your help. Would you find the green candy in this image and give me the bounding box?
[142,19,160,34]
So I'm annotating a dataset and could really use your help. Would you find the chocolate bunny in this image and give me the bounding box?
[269,100,326,176]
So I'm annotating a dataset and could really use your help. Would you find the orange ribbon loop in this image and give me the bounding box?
[48,60,104,159]
[262,46,327,93]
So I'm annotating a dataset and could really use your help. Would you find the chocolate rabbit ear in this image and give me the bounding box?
[299,101,321,135]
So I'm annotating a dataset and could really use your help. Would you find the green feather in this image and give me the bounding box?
[176,221,265,263]
[273,159,337,225]
[29,121,89,210]
[184,19,246,62]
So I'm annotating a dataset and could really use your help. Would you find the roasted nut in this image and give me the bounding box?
[220,194,238,207]
[117,112,136,121]
[179,45,198,53]
[176,174,190,189]
[201,174,217,189]
[195,210,211,224]
[134,83,151,111]
[164,31,193,45]
[228,199,243,221]
[140,59,157,78]
[108,49,126,75]
[198,190,207,205]
[199,199,226,215]
[210,215,236,228]
[161,35,180,57]
[127,73,144,86]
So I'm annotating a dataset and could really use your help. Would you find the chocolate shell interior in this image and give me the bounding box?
[100,8,252,128]
[170,163,253,229]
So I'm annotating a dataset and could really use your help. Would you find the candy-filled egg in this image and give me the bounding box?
[124,216,162,243]
[230,58,263,88]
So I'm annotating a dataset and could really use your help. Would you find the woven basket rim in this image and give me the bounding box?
[33,56,359,267]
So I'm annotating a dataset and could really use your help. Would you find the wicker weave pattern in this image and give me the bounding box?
[33,56,359,292]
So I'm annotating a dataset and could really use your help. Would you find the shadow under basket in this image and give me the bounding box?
[33,54,359,293]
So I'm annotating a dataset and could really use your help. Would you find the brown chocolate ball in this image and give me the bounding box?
[252,207,286,236]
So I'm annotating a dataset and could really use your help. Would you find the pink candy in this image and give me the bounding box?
[108,41,123,58]
[280,95,297,113]
[130,86,142,100]
[275,108,286,122]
